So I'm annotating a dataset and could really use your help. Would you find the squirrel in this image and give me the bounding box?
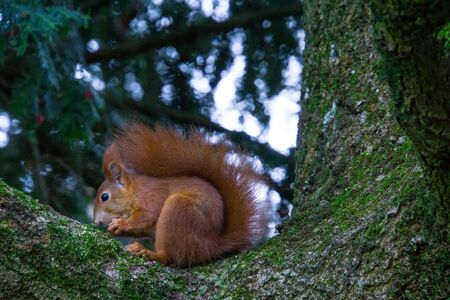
[93,122,269,266]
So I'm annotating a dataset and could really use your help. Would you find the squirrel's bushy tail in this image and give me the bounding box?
[110,122,268,251]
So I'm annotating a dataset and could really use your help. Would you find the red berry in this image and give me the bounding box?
[84,90,92,99]
[37,115,46,125]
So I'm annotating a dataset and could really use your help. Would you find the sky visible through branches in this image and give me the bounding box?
[0,0,303,156]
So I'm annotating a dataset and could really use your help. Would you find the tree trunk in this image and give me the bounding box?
[295,0,449,297]
[370,0,450,235]
[1,0,448,299]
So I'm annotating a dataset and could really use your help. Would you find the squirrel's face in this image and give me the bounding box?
[94,161,134,226]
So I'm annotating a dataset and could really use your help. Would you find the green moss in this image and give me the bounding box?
[0,178,189,299]
[0,179,44,212]
[364,219,385,240]
[47,221,120,261]
[0,220,13,240]
[332,188,376,230]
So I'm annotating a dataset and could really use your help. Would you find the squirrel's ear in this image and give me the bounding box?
[108,162,129,188]
[109,162,122,178]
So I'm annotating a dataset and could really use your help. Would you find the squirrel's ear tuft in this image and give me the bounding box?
[108,161,129,188]
[109,162,122,178]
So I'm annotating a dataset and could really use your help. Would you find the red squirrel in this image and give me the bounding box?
[93,122,269,266]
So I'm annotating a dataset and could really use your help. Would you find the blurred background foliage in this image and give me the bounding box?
[0,0,303,223]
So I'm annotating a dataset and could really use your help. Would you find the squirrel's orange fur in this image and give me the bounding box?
[94,122,268,266]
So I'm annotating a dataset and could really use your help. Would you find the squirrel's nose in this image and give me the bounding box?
[95,220,102,226]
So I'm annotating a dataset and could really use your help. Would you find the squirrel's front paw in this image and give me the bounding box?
[107,218,128,236]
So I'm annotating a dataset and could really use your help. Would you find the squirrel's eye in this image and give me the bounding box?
[101,192,110,202]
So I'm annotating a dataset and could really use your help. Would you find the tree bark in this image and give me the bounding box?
[370,0,450,234]
[1,0,449,298]
[295,0,449,297]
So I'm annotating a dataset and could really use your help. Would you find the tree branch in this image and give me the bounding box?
[44,154,94,197]
[78,0,111,11]
[28,134,52,207]
[85,3,303,63]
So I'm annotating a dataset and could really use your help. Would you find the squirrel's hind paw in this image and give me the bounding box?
[126,242,155,259]
[126,242,148,254]
[126,242,167,264]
